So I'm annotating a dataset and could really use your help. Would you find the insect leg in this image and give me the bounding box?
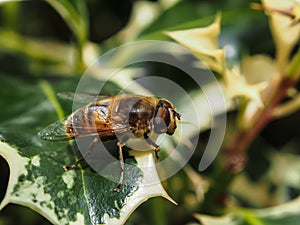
[145,138,161,160]
[114,141,125,192]
[63,137,99,171]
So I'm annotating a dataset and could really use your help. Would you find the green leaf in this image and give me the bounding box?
[0,74,174,225]
[137,1,217,40]
[137,0,267,46]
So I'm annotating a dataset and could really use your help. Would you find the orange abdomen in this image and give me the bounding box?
[65,101,115,141]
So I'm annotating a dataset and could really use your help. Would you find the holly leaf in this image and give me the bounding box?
[166,14,226,75]
[262,0,300,73]
[166,15,267,109]
[0,74,174,225]
[224,66,267,109]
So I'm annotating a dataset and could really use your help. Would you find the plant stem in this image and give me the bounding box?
[223,77,297,173]
[201,77,297,214]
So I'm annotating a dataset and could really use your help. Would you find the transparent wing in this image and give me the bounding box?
[38,118,70,141]
[57,92,113,103]
[38,117,129,142]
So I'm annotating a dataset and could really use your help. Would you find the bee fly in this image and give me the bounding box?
[38,93,181,192]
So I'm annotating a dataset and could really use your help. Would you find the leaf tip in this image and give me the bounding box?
[162,192,177,205]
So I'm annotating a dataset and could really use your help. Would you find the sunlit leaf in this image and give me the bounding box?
[262,0,300,73]
[166,14,226,75]
[240,55,277,125]
[166,15,268,109]
[294,3,300,22]
[241,55,277,85]
[225,67,266,108]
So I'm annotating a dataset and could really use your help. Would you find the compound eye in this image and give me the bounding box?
[152,117,168,134]
[153,105,170,133]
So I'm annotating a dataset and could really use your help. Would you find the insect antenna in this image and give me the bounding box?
[176,118,198,129]
[177,120,191,125]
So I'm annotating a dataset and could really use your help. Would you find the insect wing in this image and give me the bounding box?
[57,92,113,103]
[67,103,129,139]
[38,118,70,141]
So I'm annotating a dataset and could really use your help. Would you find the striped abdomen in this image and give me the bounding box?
[64,101,116,141]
